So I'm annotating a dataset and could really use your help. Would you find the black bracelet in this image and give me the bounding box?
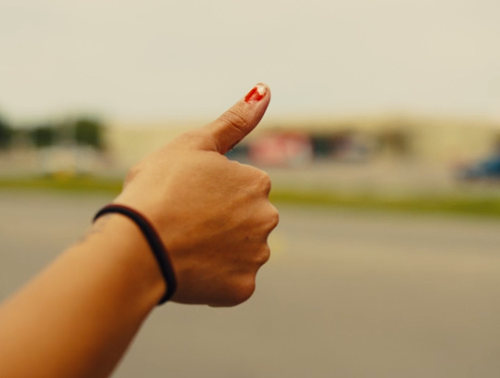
[93,204,177,305]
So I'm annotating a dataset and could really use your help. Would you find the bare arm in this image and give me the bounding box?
[0,84,278,378]
[0,215,164,378]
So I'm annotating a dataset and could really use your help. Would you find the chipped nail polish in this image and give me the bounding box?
[245,84,267,104]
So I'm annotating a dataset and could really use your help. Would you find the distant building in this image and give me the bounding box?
[106,115,500,170]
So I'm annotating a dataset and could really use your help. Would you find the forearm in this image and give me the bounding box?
[0,214,164,378]
[0,83,277,378]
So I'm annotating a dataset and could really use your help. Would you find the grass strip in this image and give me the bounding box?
[0,176,123,194]
[270,189,500,217]
[2,177,500,217]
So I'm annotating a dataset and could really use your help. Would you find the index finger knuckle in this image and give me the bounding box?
[267,205,280,230]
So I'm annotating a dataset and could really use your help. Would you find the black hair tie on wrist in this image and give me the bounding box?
[93,204,177,305]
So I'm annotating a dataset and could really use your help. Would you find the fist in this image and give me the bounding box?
[114,84,279,306]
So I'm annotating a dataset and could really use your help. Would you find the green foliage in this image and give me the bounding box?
[0,115,13,149]
[74,118,104,150]
[31,125,56,148]
[27,117,106,150]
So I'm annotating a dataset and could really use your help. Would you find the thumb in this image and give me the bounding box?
[199,83,271,154]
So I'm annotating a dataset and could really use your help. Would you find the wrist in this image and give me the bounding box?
[85,214,166,310]
[93,204,177,304]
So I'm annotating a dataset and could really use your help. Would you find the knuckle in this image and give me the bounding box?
[248,168,271,194]
[235,279,256,304]
[268,206,280,230]
[260,204,279,230]
[255,245,271,266]
[259,171,272,194]
[218,108,250,137]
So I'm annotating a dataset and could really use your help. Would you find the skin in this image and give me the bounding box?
[0,84,278,378]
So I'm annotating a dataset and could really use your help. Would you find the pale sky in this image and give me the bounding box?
[1,0,499,124]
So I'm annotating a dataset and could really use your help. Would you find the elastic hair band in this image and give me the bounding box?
[93,204,177,305]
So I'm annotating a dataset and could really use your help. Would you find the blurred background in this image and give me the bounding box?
[2,0,500,377]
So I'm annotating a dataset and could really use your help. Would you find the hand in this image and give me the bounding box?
[113,84,279,307]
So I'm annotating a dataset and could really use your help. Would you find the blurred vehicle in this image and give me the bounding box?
[455,155,500,181]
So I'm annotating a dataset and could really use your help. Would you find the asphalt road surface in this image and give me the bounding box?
[1,191,500,378]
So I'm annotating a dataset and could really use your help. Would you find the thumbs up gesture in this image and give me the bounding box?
[114,84,279,307]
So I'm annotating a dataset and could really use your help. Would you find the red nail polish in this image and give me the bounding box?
[245,84,267,103]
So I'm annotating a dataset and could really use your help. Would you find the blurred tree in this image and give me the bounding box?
[0,115,13,150]
[31,125,56,148]
[74,118,105,150]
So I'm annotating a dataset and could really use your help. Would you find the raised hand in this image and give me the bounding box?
[114,83,279,306]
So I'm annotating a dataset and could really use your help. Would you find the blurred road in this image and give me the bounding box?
[2,191,500,378]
